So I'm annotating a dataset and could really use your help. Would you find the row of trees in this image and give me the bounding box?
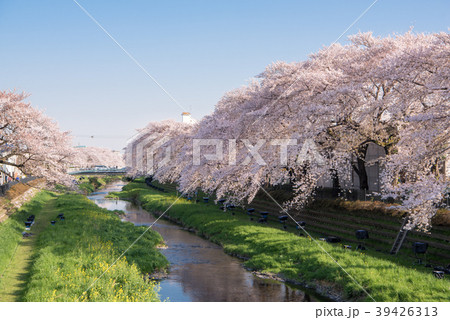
[73,146,124,169]
[126,31,449,230]
[1,91,124,185]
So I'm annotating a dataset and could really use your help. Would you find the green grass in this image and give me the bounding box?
[77,176,123,194]
[112,180,450,302]
[22,193,169,302]
[0,191,54,295]
[0,188,168,302]
[78,182,96,194]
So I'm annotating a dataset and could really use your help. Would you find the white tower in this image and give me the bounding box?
[181,112,196,124]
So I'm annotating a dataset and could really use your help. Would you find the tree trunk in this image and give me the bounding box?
[330,169,340,196]
[352,144,369,190]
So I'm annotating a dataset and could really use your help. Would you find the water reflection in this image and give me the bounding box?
[88,182,320,302]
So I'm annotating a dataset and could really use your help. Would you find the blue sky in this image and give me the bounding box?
[0,0,448,150]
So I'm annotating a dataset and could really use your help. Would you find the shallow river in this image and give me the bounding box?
[88,182,322,302]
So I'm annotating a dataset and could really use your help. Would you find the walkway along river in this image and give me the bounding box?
[88,182,325,302]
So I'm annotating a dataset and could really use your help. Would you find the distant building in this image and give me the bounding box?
[0,155,21,186]
[181,112,196,124]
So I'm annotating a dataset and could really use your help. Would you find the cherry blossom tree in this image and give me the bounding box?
[177,50,347,206]
[72,146,124,168]
[127,31,449,230]
[0,91,74,185]
[124,120,194,178]
[317,31,449,229]
[374,32,450,230]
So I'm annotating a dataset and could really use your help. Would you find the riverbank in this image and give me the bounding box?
[77,176,123,194]
[0,191,53,301]
[152,181,450,263]
[93,183,319,301]
[0,190,169,301]
[111,180,450,302]
[24,192,169,301]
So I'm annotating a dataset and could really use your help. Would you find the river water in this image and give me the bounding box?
[88,182,322,302]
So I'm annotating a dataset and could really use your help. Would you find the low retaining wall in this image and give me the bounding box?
[0,179,44,223]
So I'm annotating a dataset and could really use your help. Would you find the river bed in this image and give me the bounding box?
[88,182,322,302]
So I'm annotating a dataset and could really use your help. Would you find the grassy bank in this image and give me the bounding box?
[112,180,450,302]
[22,193,168,301]
[0,192,53,291]
[77,176,123,194]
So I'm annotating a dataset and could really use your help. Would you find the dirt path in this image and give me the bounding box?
[0,198,56,301]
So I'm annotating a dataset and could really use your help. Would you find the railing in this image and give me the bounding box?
[68,167,127,175]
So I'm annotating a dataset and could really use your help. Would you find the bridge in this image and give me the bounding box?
[68,167,127,175]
